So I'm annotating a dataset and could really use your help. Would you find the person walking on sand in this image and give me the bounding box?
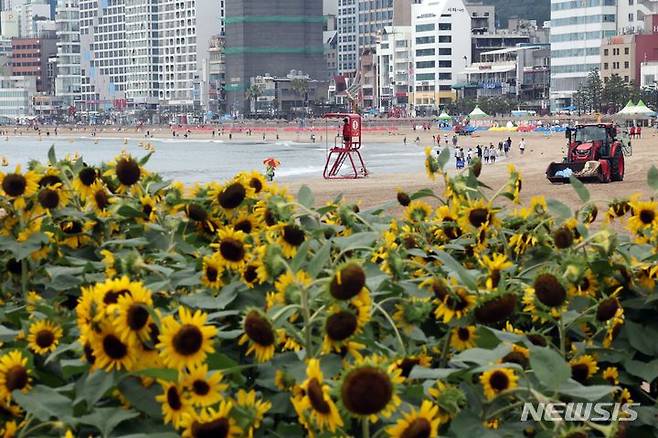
[403,136,407,145]
[483,145,489,164]
[519,138,526,155]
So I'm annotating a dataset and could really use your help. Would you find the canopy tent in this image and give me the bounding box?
[469,106,489,119]
[437,111,452,121]
[632,100,657,117]
[617,100,635,115]
[616,100,656,118]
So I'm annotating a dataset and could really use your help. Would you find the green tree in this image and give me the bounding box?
[602,74,630,113]
[290,78,310,112]
[245,84,264,113]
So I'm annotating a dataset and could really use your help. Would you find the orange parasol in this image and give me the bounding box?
[263,158,280,168]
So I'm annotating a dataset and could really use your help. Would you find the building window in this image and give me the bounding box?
[438,23,451,31]
[416,48,435,56]
[624,47,629,55]
[604,49,609,56]
[416,61,435,68]
[416,73,434,81]
[604,63,609,69]
[624,75,629,82]
[438,48,452,55]
[415,24,434,32]
[438,35,452,43]
[624,61,629,68]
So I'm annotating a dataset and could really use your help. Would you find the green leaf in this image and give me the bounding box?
[569,175,590,203]
[410,188,436,200]
[78,407,140,437]
[437,146,451,170]
[408,367,456,380]
[101,237,149,248]
[308,242,331,277]
[648,165,658,191]
[624,321,658,356]
[557,381,616,401]
[624,359,658,382]
[13,385,74,422]
[529,346,570,391]
[179,284,238,310]
[334,231,380,252]
[77,370,115,408]
[131,368,178,382]
[435,251,477,290]
[547,199,572,220]
[451,345,511,367]
[48,145,57,165]
[297,185,314,208]
[0,325,19,341]
[117,205,142,218]
[117,377,162,418]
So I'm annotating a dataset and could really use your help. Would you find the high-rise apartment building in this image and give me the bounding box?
[411,0,471,112]
[550,0,617,111]
[10,35,57,93]
[224,0,326,115]
[54,0,81,108]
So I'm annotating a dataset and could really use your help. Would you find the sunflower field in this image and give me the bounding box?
[0,146,657,438]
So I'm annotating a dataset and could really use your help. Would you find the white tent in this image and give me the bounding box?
[438,111,452,121]
[631,100,657,117]
[469,106,489,119]
[616,100,635,116]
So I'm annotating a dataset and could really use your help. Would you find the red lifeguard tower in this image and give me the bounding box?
[323,113,368,179]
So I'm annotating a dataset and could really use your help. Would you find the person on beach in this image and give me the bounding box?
[403,137,407,145]
[342,118,352,149]
[483,146,489,164]
[519,138,526,155]
[452,135,458,147]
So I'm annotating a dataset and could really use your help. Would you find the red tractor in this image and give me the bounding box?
[546,123,630,184]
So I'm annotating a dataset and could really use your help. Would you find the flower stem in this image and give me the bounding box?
[361,418,370,438]
[300,286,313,358]
[373,301,406,356]
[21,258,27,299]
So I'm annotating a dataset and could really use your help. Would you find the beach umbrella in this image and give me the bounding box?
[263,158,281,168]
[437,111,452,121]
[469,106,489,119]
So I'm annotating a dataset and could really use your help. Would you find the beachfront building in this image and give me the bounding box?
[0,75,36,120]
[376,25,412,112]
[10,34,57,93]
[411,0,471,114]
[248,70,328,116]
[617,0,658,33]
[54,0,81,109]
[124,0,159,109]
[224,0,326,116]
[549,0,617,111]
[337,0,358,76]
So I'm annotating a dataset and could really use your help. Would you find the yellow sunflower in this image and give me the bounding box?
[386,400,442,438]
[157,307,217,370]
[627,199,658,234]
[112,284,154,345]
[433,286,476,323]
[232,211,261,235]
[0,351,31,401]
[404,200,433,223]
[459,199,497,232]
[72,166,99,198]
[570,355,599,383]
[602,366,619,385]
[201,252,224,289]
[277,223,306,258]
[241,259,266,288]
[139,195,158,223]
[27,320,63,355]
[234,389,271,438]
[214,227,250,270]
[339,356,403,423]
[155,381,194,429]
[433,204,463,241]
[209,178,253,212]
[450,326,477,351]
[480,367,518,400]
[86,181,113,215]
[181,401,242,438]
[238,310,277,362]
[479,253,513,289]
[89,324,136,371]
[181,363,227,407]
[296,358,344,432]
[0,165,39,210]
[392,353,432,379]
[35,183,71,214]
[105,153,144,194]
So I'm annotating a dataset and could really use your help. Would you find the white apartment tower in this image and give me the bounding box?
[376,26,412,110]
[125,0,159,106]
[411,0,471,111]
[338,0,358,76]
[550,0,617,111]
[55,0,81,107]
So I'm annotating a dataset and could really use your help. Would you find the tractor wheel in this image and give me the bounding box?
[611,146,624,182]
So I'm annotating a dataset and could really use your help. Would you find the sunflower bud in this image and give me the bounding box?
[533,273,567,307]
[396,191,411,207]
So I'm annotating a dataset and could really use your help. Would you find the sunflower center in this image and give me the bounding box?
[443,217,462,239]
[84,342,96,364]
[341,367,393,415]
[61,221,83,234]
[234,219,252,234]
[142,323,160,351]
[468,208,490,228]
[219,239,245,262]
[431,279,449,300]
[307,378,331,414]
[205,265,219,282]
[489,371,510,392]
[186,204,208,222]
[243,265,258,284]
[553,227,573,249]
[143,204,153,216]
[249,177,263,193]
[282,225,305,246]
[103,289,130,305]
[218,183,246,209]
[78,167,97,186]
[103,334,128,359]
[244,312,275,346]
[127,303,150,331]
[166,386,183,410]
[7,259,22,275]
[446,293,469,311]
[191,418,230,438]
[457,327,471,341]
[596,298,619,322]
[490,269,501,288]
[94,190,110,209]
[534,273,566,307]
[35,329,55,348]
[2,174,27,197]
[639,208,655,224]
[475,294,517,324]
[502,351,528,368]
[329,264,366,300]
[398,358,420,378]
[571,364,589,383]
[115,158,141,186]
[37,189,60,209]
[39,175,62,187]
[325,311,358,341]
[264,208,277,226]
[400,418,432,438]
[172,325,204,356]
[580,277,590,291]
[5,366,28,391]
[192,379,210,396]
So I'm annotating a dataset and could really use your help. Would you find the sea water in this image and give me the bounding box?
[0,136,429,184]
